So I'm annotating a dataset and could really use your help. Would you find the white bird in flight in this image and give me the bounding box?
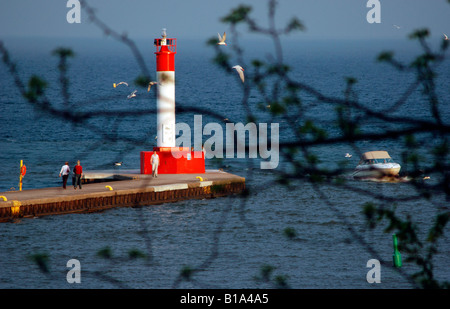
[217,32,227,45]
[232,65,245,83]
[393,24,401,29]
[113,81,128,88]
[444,33,449,40]
[345,153,352,158]
[127,90,137,99]
[147,81,157,92]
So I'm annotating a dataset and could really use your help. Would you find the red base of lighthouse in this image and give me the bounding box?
[140,147,205,174]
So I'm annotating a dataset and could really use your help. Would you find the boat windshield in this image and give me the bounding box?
[360,158,394,165]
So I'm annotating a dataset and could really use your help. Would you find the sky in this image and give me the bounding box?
[0,0,449,43]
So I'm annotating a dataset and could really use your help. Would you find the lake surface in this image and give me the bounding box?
[0,37,448,289]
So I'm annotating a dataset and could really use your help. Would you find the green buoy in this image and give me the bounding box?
[392,234,402,267]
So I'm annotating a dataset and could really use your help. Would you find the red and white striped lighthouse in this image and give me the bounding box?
[155,28,176,147]
[140,29,205,175]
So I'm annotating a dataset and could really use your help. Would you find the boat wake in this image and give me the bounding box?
[355,175,412,183]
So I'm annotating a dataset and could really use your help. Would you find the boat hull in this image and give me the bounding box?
[353,164,401,179]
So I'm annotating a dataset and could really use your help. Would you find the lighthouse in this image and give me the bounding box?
[155,28,176,147]
[140,29,205,175]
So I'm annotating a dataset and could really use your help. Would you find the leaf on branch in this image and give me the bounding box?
[212,52,230,70]
[274,275,290,289]
[28,75,47,95]
[259,264,275,282]
[283,227,297,240]
[267,64,290,75]
[128,249,147,259]
[180,265,194,281]
[377,51,394,62]
[408,29,430,40]
[52,47,75,58]
[97,246,113,259]
[28,253,50,273]
[206,37,219,46]
[404,134,418,148]
[221,5,252,24]
[24,75,47,102]
[410,54,436,69]
[251,59,264,68]
[362,202,378,229]
[268,101,285,115]
[285,17,305,33]
[134,75,151,88]
[345,77,357,85]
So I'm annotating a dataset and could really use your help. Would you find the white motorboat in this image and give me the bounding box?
[353,151,401,179]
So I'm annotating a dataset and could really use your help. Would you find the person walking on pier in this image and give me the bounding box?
[151,151,160,178]
[73,160,83,190]
[59,161,70,189]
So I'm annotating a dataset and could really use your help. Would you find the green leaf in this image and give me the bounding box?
[274,275,290,289]
[212,52,230,69]
[24,75,48,102]
[28,253,50,273]
[259,264,275,281]
[268,101,285,115]
[408,29,430,40]
[285,17,305,32]
[52,47,74,58]
[251,59,264,68]
[134,75,151,87]
[128,249,147,259]
[180,265,194,280]
[97,246,113,259]
[377,51,394,62]
[206,37,219,46]
[28,75,47,95]
[283,227,297,240]
[345,76,357,85]
[221,5,252,24]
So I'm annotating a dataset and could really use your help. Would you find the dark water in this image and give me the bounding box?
[0,37,449,289]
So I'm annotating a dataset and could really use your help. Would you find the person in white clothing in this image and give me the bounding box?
[151,151,160,178]
[59,161,70,189]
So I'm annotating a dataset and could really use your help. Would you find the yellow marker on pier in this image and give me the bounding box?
[19,160,26,191]
[10,201,21,216]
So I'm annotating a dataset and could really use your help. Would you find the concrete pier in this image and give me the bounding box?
[0,170,245,223]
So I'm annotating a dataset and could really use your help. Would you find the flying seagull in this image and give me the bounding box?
[217,32,227,45]
[147,81,157,92]
[127,90,137,99]
[393,24,401,29]
[232,65,245,83]
[345,153,352,158]
[113,81,128,88]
